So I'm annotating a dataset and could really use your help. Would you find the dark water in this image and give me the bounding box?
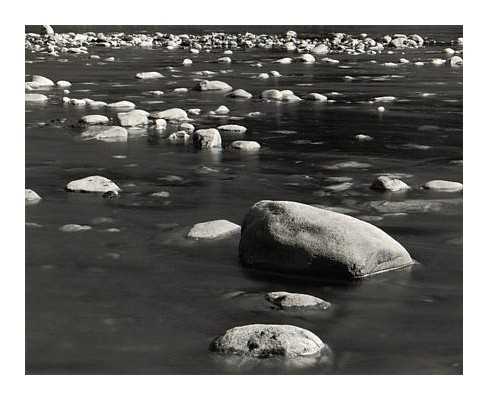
[25,25,462,374]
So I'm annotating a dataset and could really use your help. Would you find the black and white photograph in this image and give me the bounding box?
[5,0,482,396]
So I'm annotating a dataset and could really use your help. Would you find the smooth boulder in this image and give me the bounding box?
[210,324,325,358]
[371,176,410,192]
[422,180,463,192]
[117,110,149,127]
[266,292,330,309]
[194,80,232,91]
[25,93,48,103]
[230,141,260,151]
[79,115,109,125]
[192,128,222,149]
[150,108,188,121]
[81,126,128,142]
[66,176,121,193]
[239,200,413,279]
[217,124,247,134]
[135,71,164,79]
[25,189,42,204]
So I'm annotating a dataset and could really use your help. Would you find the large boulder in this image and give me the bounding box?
[192,128,222,149]
[187,219,240,240]
[239,200,413,279]
[28,75,55,88]
[66,176,121,193]
[194,80,232,91]
[117,109,149,127]
[210,324,325,358]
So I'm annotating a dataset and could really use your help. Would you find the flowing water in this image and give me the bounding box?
[25,25,462,374]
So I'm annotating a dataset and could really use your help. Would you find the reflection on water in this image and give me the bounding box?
[26,25,462,374]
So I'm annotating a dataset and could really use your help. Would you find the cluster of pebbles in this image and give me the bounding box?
[25,26,463,365]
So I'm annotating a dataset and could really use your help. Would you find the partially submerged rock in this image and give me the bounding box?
[218,124,247,134]
[79,114,109,125]
[194,80,232,91]
[371,176,410,192]
[230,140,261,151]
[25,93,48,103]
[369,198,462,214]
[305,93,328,102]
[59,224,92,232]
[150,108,188,121]
[66,176,121,193]
[117,109,149,127]
[239,201,413,279]
[25,189,42,204]
[422,180,463,192]
[107,100,136,110]
[192,128,222,149]
[135,71,164,79]
[81,126,128,142]
[187,219,240,239]
[210,324,325,358]
[266,292,330,310]
[228,89,253,99]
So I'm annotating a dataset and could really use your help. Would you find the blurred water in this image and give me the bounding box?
[25,25,462,374]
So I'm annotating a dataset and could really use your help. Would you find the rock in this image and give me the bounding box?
[218,56,232,63]
[286,30,298,38]
[135,71,164,79]
[42,25,55,36]
[281,90,301,102]
[147,90,164,96]
[179,122,195,133]
[173,87,188,93]
[374,96,397,103]
[239,201,413,279]
[230,140,260,151]
[261,89,283,101]
[311,44,329,55]
[355,134,373,141]
[150,108,188,121]
[210,324,325,358]
[192,128,222,149]
[81,126,128,142]
[450,56,463,67]
[305,93,327,101]
[377,106,386,113]
[257,73,270,79]
[269,70,281,77]
[168,131,190,143]
[324,161,371,170]
[215,105,230,115]
[187,108,201,115]
[194,80,232,91]
[107,100,136,110]
[371,176,410,192]
[265,292,330,309]
[432,58,446,65]
[56,80,71,88]
[182,58,193,66]
[30,75,55,87]
[274,57,293,64]
[66,176,121,193]
[79,114,109,125]
[25,93,48,103]
[117,110,149,127]
[297,54,315,63]
[151,191,170,198]
[59,224,92,232]
[422,180,463,192]
[187,219,240,240]
[25,189,42,204]
[217,124,247,134]
[155,119,167,130]
[228,89,252,99]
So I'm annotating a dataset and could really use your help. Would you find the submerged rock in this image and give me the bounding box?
[369,198,462,214]
[81,126,128,142]
[228,89,253,99]
[192,128,222,149]
[194,80,232,91]
[305,93,328,101]
[25,189,42,204]
[25,93,48,103]
[135,71,164,79]
[422,180,463,192]
[210,324,325,358]
[66,176,121,193]
[59,224,92,232]
[217,124,247,134]
[371,176,410,192]
[168,130,190,144]
[187,219,240,240]
[266,292,330,310]
[230,140,260,151]
[79,114,109,125]
[239,201,413,279]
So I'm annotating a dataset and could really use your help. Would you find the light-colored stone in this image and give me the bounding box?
[66,176,121,193]
[150,108,188,121]
[217,124,247,134]
[81,126,128,142]
[194,80,232,91]
[239,201,413,279]
[59,224,92,232]
[25,93,48,103]
[422,180,463,192]
[228,89,252,99]
[305,93,327,102]
[56,80,72,88]
[135,71,164,79]
[80,114,109,125]
[192,128,222,149]
[210,324,325,358]
[168,131,190,143]
[230,140,260,151]
[107,100,136,110]
[266,292,330,309]
[117,110,149,127]
[25,189,42,204]
[371,176,410,192]
[187,219,240,240]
